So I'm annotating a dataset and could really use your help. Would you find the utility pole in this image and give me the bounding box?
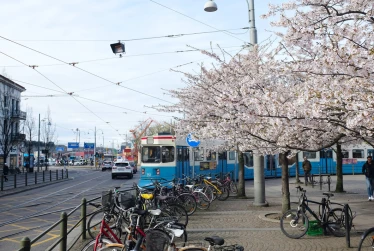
[94,126,96,169]
[37,114,40,172]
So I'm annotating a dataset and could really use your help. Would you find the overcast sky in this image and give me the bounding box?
[0,0,284,148]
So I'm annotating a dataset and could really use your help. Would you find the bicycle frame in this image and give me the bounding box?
[94,218,122,251]
[203,179,222,195]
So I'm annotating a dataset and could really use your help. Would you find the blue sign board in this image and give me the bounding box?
[84,143,95,149]
[186,133,200,148]
[56,147,64,152]
[68,142,79,148]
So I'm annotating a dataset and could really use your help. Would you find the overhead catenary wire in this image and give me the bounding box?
[149,0,252,46]
[6,27,249,42]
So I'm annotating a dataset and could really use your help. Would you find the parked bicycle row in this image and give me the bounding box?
[82,173,242,251]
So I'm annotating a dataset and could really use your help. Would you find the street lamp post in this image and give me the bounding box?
[204,0,266,207]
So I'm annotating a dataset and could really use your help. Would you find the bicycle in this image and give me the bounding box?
[357,226,374,250]
[280,186,353,239]
[178,236,243,251]
[215,173,237,194]
[198,175,229,201]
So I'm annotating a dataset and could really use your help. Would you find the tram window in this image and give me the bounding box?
[342,150,349,158]
[228,151,235,160]
[243,152,253,167]
[352,149,364,158]
[194,148,204,161]
[162,146,175,163]
[206,151,216,161]
[219,152,227,160]
[142,146,161,163]
[368,149,374,158]
[303,152,317,159]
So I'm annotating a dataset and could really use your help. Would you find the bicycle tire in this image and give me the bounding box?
[161,203,189,226]
[97,243,125,251]
[230,181,238,194]
[87,210,119,240]
[194,191,210,210]
[217,185,229,201]
[358,228,374,251]
[280,209,308,239]
[81,238,113,251]
[326,208,347,237]
[144,228,172,251]
[177,193,197,216]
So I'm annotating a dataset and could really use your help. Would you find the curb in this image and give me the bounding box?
[258,212,281,223]
[0,178,72,198]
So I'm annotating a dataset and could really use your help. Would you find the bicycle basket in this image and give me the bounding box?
[215,245,244,251]
[101,191,113,211]
[119,191,136,209]
[145,229,171,251]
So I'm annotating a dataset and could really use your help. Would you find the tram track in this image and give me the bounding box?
[0,177,108,227]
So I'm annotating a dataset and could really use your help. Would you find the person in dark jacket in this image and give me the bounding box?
[363,156,374,201]
[302,156,312,185]
[3,163,9,182]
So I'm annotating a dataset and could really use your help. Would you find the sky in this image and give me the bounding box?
[0,0,285,148]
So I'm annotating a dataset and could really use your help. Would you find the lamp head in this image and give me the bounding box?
[204,0,217,12]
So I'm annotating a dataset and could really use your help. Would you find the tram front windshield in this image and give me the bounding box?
[142,146,175,163]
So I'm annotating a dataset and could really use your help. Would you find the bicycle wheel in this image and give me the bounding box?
[194,191,210,210]
[97,243,124,251]
[161,204,189,226]
[144,228,172,251]
[326,208,347,237]
[87,210,118,240]
[358,228,374,251]
[197,184,214,202]
[81,238,113,251]
[230,181,238,194]
[280,209,309,239]
[177,193,197,216]
[217,185,229,201]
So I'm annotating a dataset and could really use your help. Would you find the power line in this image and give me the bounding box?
[149,0,251,45]
[7,27,249,42]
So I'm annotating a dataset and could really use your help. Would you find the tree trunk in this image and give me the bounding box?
[237,150,246,198]
[295,153,301,183]
[335,143,344,192]
[280,152,290,213]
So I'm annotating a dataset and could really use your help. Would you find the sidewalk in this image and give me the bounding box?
[70,175,373,251]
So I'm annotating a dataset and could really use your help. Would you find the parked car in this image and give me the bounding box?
[74,159,85,166]
[112,161,133,179]
[101,161,113,171]
[129,161,137,174]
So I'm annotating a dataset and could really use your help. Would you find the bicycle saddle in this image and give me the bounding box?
[204,236,224,246]
[323,192,334,197]
[132,208,147,216]
[141,193,154,200]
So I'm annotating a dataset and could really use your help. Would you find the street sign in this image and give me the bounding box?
[84,143,95,149]
[186,133,200,148]
[56,146,64,152]
[68,142,79,148]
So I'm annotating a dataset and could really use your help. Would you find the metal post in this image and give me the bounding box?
[35,172,37,184]
[328,175,331,192]
[344,204,351,247]
[94,126,96,169]
[25,172,27,186]
[56,170,58,180]
[319,173,322,190]
[66,169,68,178]
[37,113,40,172]
[60,212,67,251]
[20,237,31,251]
[43,171,45,182]
[49,170,52,181]
[81,198,87,240]
[14,174,16,188]
[61,169,63,179]
[0,175,3,191]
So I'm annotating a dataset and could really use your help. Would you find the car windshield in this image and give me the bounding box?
[116,163,129,167]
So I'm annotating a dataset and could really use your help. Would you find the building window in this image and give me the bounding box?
[352,149,364,158]
[303,152,317,159]
[4,95,7,107]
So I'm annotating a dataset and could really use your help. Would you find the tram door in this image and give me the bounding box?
[176,146,189,180]
[218,152,227,178]
[320,149,333,174]
[266,155,277,178]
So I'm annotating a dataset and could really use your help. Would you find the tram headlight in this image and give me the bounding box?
[156,168,160,175]
[141,168,145,175]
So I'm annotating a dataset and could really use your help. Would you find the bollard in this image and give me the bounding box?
[319,173,322,190]
[35,171,37,184]
[60,212,67,251]
[43,171,45,182]
[344,204,351,248]
[50,170,52,181]
[61,169,63,179]
[1,175,3,191]
[14,174,16,188]
[328,175,331,192]
[66,169,68,179]
[56,170,58,180]
[81,198,87,240]
[20,236,31,251]
[25,172,28,186]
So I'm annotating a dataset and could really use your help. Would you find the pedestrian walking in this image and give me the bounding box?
[302,156,312,185]
[362,155,374,201]
[3,163,9,182]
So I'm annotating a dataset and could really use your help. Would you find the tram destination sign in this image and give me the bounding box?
[68,142,79,148]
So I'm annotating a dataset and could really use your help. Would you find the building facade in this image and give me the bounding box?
[0,74,26,168]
